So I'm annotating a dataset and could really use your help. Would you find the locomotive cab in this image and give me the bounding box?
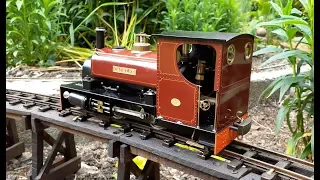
[153,31,254,153]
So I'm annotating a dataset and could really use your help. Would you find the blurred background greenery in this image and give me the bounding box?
[6,0,285,67]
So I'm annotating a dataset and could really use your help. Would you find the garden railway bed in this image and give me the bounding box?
[6,89,314,180]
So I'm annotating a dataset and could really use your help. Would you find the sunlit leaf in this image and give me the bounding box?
[283,0,293,15]
[259,76,283,101]
[48,1,59,10]
[253,46,283,56]
[13,51,19,57]
[69,23,74,47]
[40,36,46,43]
[276,105,291,133]
[286,132,303,155]
[271,28,287,40]
[268,76,303,100]
[300,142,311,159]
[46,21,51,31]
[270,2,282,15]
[260,50,309,67]
[257,17,308,27]
[295,24,312,42]
[279,83,291,103]
[16,0,23,11]
[286,27,298,41]
[296,53,312,65]
[291,8,302,15]
[10,17,24,24]
[298,0,309,14]
[32,40,39,45]
[101,12,112,18]
[9,30,24,37]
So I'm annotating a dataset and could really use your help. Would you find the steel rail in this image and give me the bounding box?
[231,140,314,167]
[6,89,314,180]
[222,150,312,180]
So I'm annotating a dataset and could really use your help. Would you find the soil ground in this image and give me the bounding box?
[6,55,296,180]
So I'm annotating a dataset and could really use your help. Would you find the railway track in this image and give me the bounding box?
[6,89,314,180]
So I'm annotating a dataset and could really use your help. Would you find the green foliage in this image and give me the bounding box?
[6,0,165,67]
[161,0,244,32]
[255,0,314,160]
[250,0,276,22]
[6,0,67,67]
[59,0,165,49]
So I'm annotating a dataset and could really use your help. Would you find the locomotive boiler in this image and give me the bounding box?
[60,28,254,155]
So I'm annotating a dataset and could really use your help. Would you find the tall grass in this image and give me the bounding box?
[60,0,165,50]
[161,0,245,33]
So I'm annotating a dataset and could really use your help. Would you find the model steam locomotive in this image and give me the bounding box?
[60,28,254,154]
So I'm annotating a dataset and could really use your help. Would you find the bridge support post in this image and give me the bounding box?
[6,117,25,162]
[29,118,81,180]
[109,140,160,180]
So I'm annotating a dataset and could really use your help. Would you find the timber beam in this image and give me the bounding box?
[28,118,81,180]
[109,141,160,180]
[6,117,25,162]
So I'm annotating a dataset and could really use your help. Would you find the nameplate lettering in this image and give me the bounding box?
[112,66,137,76]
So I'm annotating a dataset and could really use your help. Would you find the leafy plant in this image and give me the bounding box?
[250,0,274,22]
[56,46,94,67]
[109,0,165,49]
[254,0,314,160]
[60,0,165,50]
[6,0,67,67]
[161,0,244,33]
[6,0,165,68]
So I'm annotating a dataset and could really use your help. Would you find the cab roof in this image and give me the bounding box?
[152,30,254,42]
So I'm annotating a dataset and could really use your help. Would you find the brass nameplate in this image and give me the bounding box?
[113,66,136,76]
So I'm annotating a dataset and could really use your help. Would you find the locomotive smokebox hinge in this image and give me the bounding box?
[230,117,252,136]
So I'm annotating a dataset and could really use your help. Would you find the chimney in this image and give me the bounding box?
[95,27,106,49]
